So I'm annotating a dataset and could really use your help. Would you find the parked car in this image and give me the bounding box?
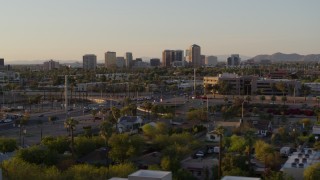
[195,150,205,158]
[3,119,13,123]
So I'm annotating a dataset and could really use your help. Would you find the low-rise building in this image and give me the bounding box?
[281,148,320,180]
[110,170,172,180]
[117,116,145,133]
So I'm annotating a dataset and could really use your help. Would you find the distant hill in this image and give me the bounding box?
[253,52,320,62]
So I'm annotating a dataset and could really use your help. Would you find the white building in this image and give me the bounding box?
[43,59,60,70]
[83,54,97,70]
[105,51,117,68]
[205,56,218,67]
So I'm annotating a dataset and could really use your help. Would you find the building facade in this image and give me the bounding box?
[116,57,126,68]
[227,54,241,67]
[43,60,60,70]
[105,51,117,68]
[0,58,4,67]
[205,56,218,67]
[204,73,301,96]
[83,54,97,70]
[150,58,161,67]
[125,52,133,68]
[189,44,201,67]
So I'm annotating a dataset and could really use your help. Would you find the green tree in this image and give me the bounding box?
[16,145,58,166]
[213,126,225,179]
[73,136,97,157]
[64,164,107,180]
[264,171,293,180]
[64,117,79,155]
[228,135,246,153]
[300,84,311,101]
[0,137,17,153]
[276,82,286,96]
[304,162,320,180]
[254,140,280,170]
[41,136,69,154]
[108,134,144,162]
[110,106,121,133]
[100,120,114,145]
[108,163,137,179]
[260,95,266,104]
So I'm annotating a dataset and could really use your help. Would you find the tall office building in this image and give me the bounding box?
[43,60,60,70]
[105,51,117,68]
[205,56,218,67]
[150,58,161,67]
[227,54,241,67]
[162,50,174,67]
[116,57,125,68]
[162,50,185,67]
[189,44,201,67]
[125,52,133,68]
[173,50,184,62]
[0,58,4,68]
[83,54,97,70]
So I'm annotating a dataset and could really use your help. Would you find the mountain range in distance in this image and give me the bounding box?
[252,52,320,62]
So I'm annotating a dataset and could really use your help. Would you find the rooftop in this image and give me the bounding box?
[221,176,261,180]
[281,148,320,169]
[129,170,172,180]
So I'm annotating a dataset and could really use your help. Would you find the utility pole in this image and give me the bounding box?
[194,68,196,97]
[65,75,68,116]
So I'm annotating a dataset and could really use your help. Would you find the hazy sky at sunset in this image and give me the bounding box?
[1,0,320,63]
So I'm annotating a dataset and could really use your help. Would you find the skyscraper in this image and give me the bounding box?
[162,50,185,67]
[205,56,218,67]
[150,58,161,67]
[189,44,201,67]
[162,50,174,67]
[83,54,97,70]
[105,51,117,68]
[116,57,125,68]
[125,52,133,68]
[227,54,241,67]
[43,59,60,70]
[0,58,4,67]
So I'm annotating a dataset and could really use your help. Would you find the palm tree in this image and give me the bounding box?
[99,120,113,146]
[64,117,79,155]
[110,107,121,133]
[300,84,311,101]
[213,126,225,179]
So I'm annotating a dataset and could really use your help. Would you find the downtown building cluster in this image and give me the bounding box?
[79,44,227,70]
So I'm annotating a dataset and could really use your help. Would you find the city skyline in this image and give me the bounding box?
[1,0,320,63]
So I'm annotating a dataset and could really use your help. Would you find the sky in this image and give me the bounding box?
[1,0,320,64]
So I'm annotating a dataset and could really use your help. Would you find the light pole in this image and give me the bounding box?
[241,100,245,121]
